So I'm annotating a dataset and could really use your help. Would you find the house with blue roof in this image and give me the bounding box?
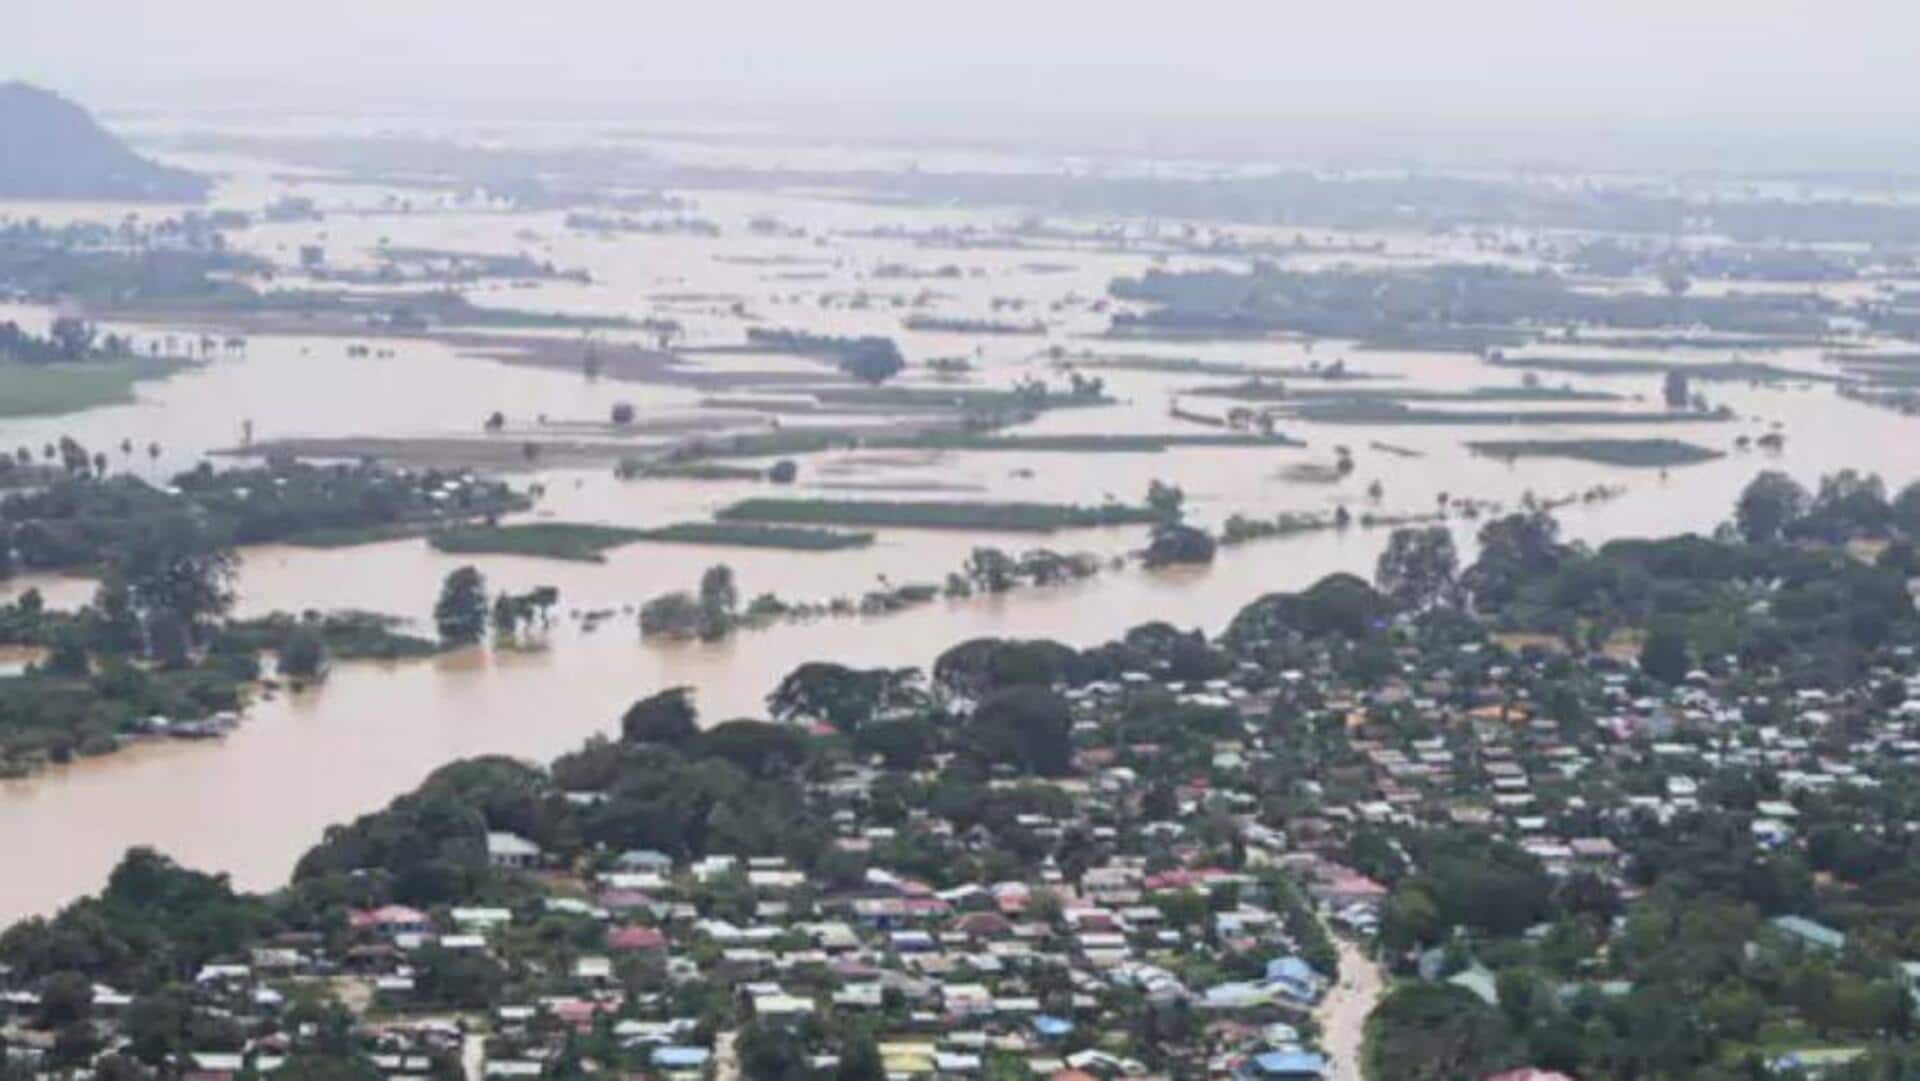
[1772,915,1846,954]
[1264,957,1326,1004]
[1032,1014,1074,1039]
[651,1046,710,1071]
[1767,1047,1865,1074]
[1238,1049,1327,1079]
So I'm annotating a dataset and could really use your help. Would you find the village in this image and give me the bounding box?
[7,471,1920,1081]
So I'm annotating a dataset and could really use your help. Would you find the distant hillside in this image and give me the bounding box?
[0,82,207,201]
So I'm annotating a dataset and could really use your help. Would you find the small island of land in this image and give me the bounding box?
[1467,438,1727,468]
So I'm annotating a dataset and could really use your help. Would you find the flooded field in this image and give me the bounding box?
[3,137,1919,924]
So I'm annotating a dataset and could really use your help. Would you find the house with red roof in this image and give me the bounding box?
[607,925,668,954]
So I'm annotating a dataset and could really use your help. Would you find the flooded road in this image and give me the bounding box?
[3,153,1920,924]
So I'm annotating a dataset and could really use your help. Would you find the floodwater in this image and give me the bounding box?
[3,145,1920,924]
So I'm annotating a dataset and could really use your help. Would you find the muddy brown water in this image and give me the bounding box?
[2,159,1919,923]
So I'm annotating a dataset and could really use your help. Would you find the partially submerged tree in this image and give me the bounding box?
[433,566,488,647]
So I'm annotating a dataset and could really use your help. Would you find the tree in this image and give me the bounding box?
[1028,888,1065,925]
[1146,479,1186,521]
[610,402,636,426]
[1803,469,1890,542]
[835,1031,886,1081]
[1463,513,1563,611]
[1144,523,1216,568]
[621,687,698,745]
[37,972,93,1027]
[966,547,1018,593]
[838,339,905,384]
[1663,369,1691,409]
[433,566,488,646]
[1227,573,1390,645]
[88,574,145,655]
[737,1020,808,1081]
[768,662,921,733]
[1380,886,1443,954]
[1735,470,1809,543]
[279,627,328,680]
[491,594,520,639]
[1555,871,1620,923]
[123,989,190,1065]
[1365,985,1520,1081]
[483,411,505,433]
[697,564,738,640]
[1376,526,1459,610]
[968,685,1072,776]
[48,316,97,360]
[114,516,236,643]
[699,719,809,778]
[768,459,798,484]
[854,716,935,770]
[1893,480,1920,539]
[1639,622,1692,684]
[933,637,1078,699]
[146,609,192,669]
[414,945,506,1010]
[42,626,90,677]
[639,591,701,637]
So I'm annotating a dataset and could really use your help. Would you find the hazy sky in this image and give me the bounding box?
[7,0,1913,124]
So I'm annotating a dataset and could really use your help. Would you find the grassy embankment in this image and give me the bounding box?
[0,358,192,418]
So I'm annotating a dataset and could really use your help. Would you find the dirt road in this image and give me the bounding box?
[713,1029,740,1081]
[1315,933,1385,1081]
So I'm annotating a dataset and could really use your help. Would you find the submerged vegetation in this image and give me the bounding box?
[1467,438,1725,468]
[741,328,905,384]
[1485,352,1833,383]
[903,432,1303,452]
[427,522,649,562]
[0,459,529,575]
[224,610,440,666]
[715,497,1161,533]
[1279,400,1734,426]
[630,522,875,551]
[1111,262,1843,344]
[1192,381,1619,404]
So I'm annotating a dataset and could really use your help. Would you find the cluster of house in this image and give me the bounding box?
[0,817,1356,1081]
[13,621,1920,1081]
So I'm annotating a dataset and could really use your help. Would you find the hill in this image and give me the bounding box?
[0,82,207,201]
